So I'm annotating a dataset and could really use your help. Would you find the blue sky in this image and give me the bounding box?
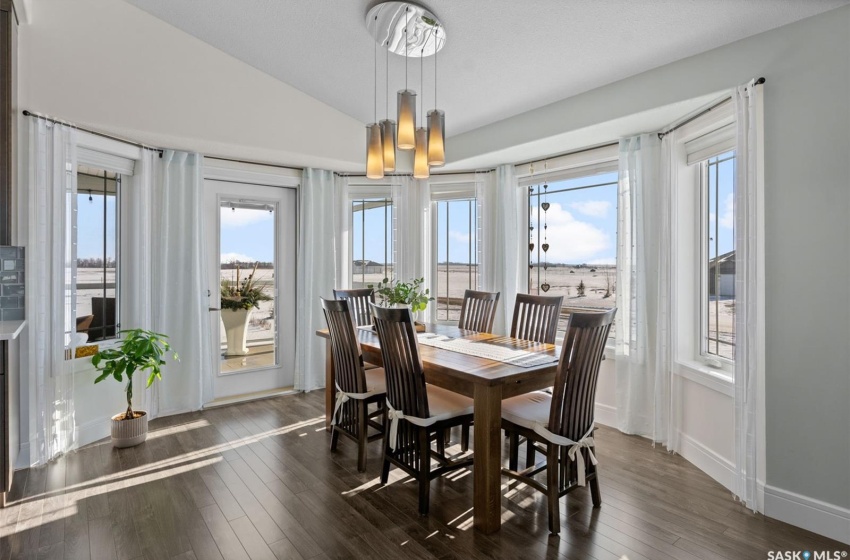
[708,152,736,258]
[530,172,619,266]
[219,207,275,263]
[77,194,116,260]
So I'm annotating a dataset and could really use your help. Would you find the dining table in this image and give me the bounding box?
[315,322,560,534]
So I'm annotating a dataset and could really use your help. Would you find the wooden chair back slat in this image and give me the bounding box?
[321,298,367,395]
[371,304,430,419]
[510,294,564,344]
[333,288,375,328]
[457,290,500,333]
[549,309,616,441]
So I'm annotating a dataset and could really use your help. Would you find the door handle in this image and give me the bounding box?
[208,307,221,312]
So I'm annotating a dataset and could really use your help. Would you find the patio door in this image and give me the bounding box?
[204,179,297,402]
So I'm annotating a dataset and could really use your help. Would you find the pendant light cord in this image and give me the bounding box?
[404,6,409,90]
[385,39,389,119]
[420,46,424,122]
[374,28,378,122]
[434,26,438,109]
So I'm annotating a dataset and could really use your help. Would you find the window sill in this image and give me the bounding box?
[674,359,734,397]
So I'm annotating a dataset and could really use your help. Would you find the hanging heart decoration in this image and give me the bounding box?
[529,225,534,231]
[529,263,534,270]
[542,243,549,252]
[529,243,535,252]
[541,283,551,292]
[541,202,550,211]
[543,263,548,271]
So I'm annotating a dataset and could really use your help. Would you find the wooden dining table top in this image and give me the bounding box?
[315,322,561,397]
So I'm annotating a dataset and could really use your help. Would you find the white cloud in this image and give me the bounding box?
[531,203,611,264]
[220,207,273,227]
[720,193,734,229]
[569,200,611,218]
[221,252,259,264]
[449,230,470,244]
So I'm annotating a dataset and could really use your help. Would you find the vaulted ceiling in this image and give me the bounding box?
[123,0,847,140]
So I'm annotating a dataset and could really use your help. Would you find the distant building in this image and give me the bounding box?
[709,250,735,297]
[352,260,386,275]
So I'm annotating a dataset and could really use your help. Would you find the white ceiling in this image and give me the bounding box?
[123,0,847,139]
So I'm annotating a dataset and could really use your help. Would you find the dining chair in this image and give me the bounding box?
[321,298,386,472]
[371,303,474,515]
[457,289,500,333]
[510,293,564,344]
[501,308,616,534]
[333,288,380,370]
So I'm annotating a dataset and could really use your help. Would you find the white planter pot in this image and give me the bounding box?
[221,308,252,356]
[111,410,148,448]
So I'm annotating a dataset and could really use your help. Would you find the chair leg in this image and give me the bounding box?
[417,428,431,516]
[508,430,519,471]
[330,426,340,452]
[525,439,536,469]
[436,429,446,457]
[356,401,368,472]
[380,415,391,485]
[546,445,560,534]
[461,421,470,452]
[588,448,601,507]
[443,428,451,446]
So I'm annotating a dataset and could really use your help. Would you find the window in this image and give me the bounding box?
[701,151,736,361]
[75,166,121,342]
[434,198,478,321]
[351,197,393,288]
[528,171,618,332]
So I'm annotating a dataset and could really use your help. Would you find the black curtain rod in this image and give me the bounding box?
[23,110,163,152]
[23,110,305,171]
[658,77,765,139]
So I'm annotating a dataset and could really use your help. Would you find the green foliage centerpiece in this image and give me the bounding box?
[92,328,178,447]
[368,277,433,313]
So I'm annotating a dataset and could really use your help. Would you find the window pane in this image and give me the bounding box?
[528,171,618,333]
[75,168,120,343]
[351,198,393,288]
[435,198,478,322]
[704,151,736,360]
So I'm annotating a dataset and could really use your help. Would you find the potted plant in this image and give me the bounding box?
[368,277,434,331]
[220,262,272,356]
[92,329,179,448]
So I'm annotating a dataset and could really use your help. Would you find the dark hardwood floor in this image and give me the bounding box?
[0,391,844,560]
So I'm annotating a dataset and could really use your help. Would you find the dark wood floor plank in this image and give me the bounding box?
[1,390,845,560]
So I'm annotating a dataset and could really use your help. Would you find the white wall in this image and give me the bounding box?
[19,0,365,171]
[457,5,850,542]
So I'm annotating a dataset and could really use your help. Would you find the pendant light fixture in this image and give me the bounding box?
[380,39,396,172]
[366,29,384,179]
[413,44,429,178]
[396,6,416,150]
[365,2,446,176]
[427,26,445,167]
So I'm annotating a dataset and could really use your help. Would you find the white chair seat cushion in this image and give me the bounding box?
[364,367,386,395]
[423,384,473,422]
[501,391,552,430]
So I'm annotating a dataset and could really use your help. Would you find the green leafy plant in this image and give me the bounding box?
[368,277,433,313]
[220,262,272,311]
[92,329,179,421]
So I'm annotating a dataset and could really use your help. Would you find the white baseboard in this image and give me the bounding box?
[764,485,850,546]
[77,416,111,448]
[678,431,736,493]
[594,402,618,428]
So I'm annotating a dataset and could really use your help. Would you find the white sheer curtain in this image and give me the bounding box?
[392,176,427,283]
[25,117,78,464]
[478,164,523,335]
[733,80,763,510]
[295,168,341,391]
[123,149,156,412]
[615,134,657,438]
[151,150,213,414]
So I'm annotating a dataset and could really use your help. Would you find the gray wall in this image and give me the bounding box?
[451,6,850,510]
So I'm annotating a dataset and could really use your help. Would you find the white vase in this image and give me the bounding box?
[221,308,252,356]
[111,410,148,448]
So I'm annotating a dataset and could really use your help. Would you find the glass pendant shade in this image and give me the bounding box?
[427,109,445,166]
[366,123,384,179]
[397,90,417,150]
[380,119,396,172]
[413,127,429,179]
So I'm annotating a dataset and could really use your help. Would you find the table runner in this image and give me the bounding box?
[416,333,559,368]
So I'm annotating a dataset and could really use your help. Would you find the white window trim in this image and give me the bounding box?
[428,178,479,324]
[515,143,618,185]
[345,184,394,290]
[673,100,736,385]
